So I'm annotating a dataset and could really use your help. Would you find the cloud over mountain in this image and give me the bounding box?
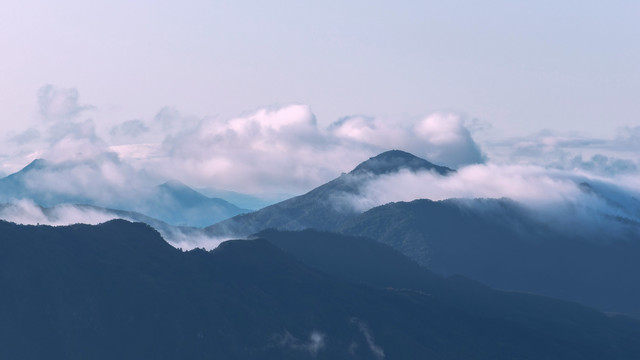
[4,86,490,196]
[329,113,485,167]
[2,84,639,215]
[37,85,94,121]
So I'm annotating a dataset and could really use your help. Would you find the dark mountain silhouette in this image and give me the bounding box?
[0,201,211,248]
[337,198,640,316]
[205,150,453,237]
[259,228,640,342]
[0,159,250,227]
[1,220,640,359]
[207,150,640,316]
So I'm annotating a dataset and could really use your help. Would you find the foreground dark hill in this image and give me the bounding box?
[206,150,453,237]
[260,228,640,342]
[2,220,640,359]
[0,159,249,227]
[338,198,640,316]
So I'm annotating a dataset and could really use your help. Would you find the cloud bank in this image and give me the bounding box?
[2,84,639,242]
[0,200,229,250]
[338,163,640,240]
[3,85,488,197]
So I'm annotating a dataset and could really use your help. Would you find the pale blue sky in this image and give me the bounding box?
[1,0,638,138]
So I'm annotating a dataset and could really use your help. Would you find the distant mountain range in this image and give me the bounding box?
[205,150,640,316]
[338,197,640,315]
[2,220,639,359]
[0,159,250,227]
[3,150,640,318]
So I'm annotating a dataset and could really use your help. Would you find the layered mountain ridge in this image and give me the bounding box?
[205,150,454,237]
[0,159,250,227]
[1,220,639,359]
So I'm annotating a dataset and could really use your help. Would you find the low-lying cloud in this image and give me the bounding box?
[2,84,640,242]
[338,163,640,240]
[0,200,119,226]
[272,330,326,356]
[350,318,385,359]
[484,129,640,176]
[0,200,229,250]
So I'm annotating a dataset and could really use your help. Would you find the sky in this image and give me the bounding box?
[0,0,639,196]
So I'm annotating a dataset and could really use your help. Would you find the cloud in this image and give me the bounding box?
[483,129,640,177]
[2,153,155,211]
[0,200,119,226]
[5,83,640,235]
[110,119,150,142]
[350,318,384,359]
[5,85,491,196]
[163,229,232,251]
[9,128,41,145]
[338,164,578,214]
[329,113,485,168]
[337,162,640,240]
[37,85,93,121]
[565,154,637,175]
[152,104,369,193]
[272,330,326,356]
[0,200,229,250]
[138,106,487,194]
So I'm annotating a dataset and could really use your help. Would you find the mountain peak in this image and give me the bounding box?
[350,150,454,176]
[18,158,49,173]
[159,179,192,192]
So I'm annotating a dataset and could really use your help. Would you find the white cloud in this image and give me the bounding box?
[37,85,93,121]
[109,119,150,142]
[163,229,232,251]
[151,104,369,193]
[482,129,640,176]
[4,85,490,196]
[350,318,384,360]
[273,330,326,356]
[336,162,640,240]
[0,200,118,226]
[4,84,640,224]
[329,113,485,168]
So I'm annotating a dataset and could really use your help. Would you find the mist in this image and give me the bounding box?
[2,85,640,246]
[0,200,230,250]
[336,163,640,240]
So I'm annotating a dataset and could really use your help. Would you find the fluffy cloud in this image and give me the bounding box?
[484,129,640,176]
[0,200,118,226]
[4,85,491,196]
[139,106,486,194]
[4,85,639,226]
[337,162,640,240]
[150,104,369,193]
[565,154,637,175]
[109,119,150,142]
[329,113,485,168]
[37,85,93,121]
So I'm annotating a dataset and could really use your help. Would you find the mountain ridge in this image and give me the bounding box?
[205,150,454,237]
[0,159,250,227]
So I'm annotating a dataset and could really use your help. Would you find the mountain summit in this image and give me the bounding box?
[350,150,454,176]
[206,150,453,237]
